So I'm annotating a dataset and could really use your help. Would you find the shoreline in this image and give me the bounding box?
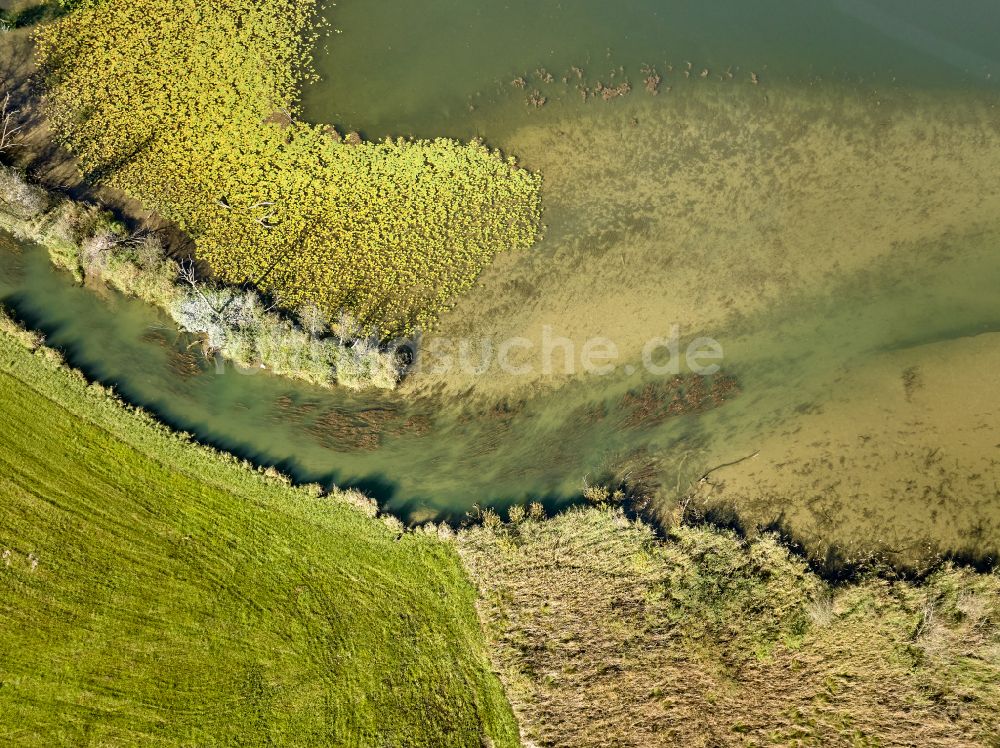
[2,306,996,743]
[0,165,401,390]
[0,296,993,581]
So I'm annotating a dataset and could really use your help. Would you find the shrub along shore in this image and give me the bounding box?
[0,164,399,389]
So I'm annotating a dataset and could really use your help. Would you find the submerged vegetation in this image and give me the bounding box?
[34,0,542,336]
[460,507,1000,747]
[0,310,519,746]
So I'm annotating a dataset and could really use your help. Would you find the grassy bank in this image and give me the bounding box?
[34,0,541,336]
[460,507,1000,747]
[0,311,519,747]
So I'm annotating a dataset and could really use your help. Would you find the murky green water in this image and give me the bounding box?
[303,0,1000,140]
[3,208,999,546]
[4,1,1000,560]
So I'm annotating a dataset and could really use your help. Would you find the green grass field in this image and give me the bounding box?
[0,318,518,747]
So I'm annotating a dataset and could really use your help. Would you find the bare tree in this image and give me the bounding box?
[296,302,327,339]
[334,309,364,345]
[0,92,24,154]
[179,259,221,313]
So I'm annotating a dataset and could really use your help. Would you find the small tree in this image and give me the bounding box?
[333,309,360,344]
[0,92,24,154]
[296,302,327,339]
[0,166,47,218]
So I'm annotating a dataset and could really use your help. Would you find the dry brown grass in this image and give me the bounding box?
[458,508,1000,747]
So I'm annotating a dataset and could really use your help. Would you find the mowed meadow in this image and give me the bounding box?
[0,315,518,747]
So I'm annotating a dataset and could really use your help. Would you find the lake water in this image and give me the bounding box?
[4,0,1000,565]
[302,0,1000,141]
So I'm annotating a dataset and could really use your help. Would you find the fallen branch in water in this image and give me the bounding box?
[698,450,760,483]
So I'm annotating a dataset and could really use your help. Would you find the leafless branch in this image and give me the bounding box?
[0,92,26,153]
[215,195,279,228]
[107,228,150,248]
[179,259,222,314]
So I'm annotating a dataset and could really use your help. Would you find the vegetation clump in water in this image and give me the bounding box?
[620,373,741,428]
[33,0,542,336]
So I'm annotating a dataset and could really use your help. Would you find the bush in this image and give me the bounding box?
[81,231,178,307]
[168,285,399,389]
[0,167,48,219]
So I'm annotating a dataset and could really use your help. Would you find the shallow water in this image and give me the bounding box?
[4,1,1000,563]
[4,148,1000,561]
[303,0,1000,140]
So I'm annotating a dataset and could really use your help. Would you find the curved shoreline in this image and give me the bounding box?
[1,308,997,744]
[0,286,993,581]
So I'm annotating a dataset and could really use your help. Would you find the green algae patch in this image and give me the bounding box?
[34,0,541,335]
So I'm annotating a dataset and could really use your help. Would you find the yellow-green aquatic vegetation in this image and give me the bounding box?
[34,0,541,335]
